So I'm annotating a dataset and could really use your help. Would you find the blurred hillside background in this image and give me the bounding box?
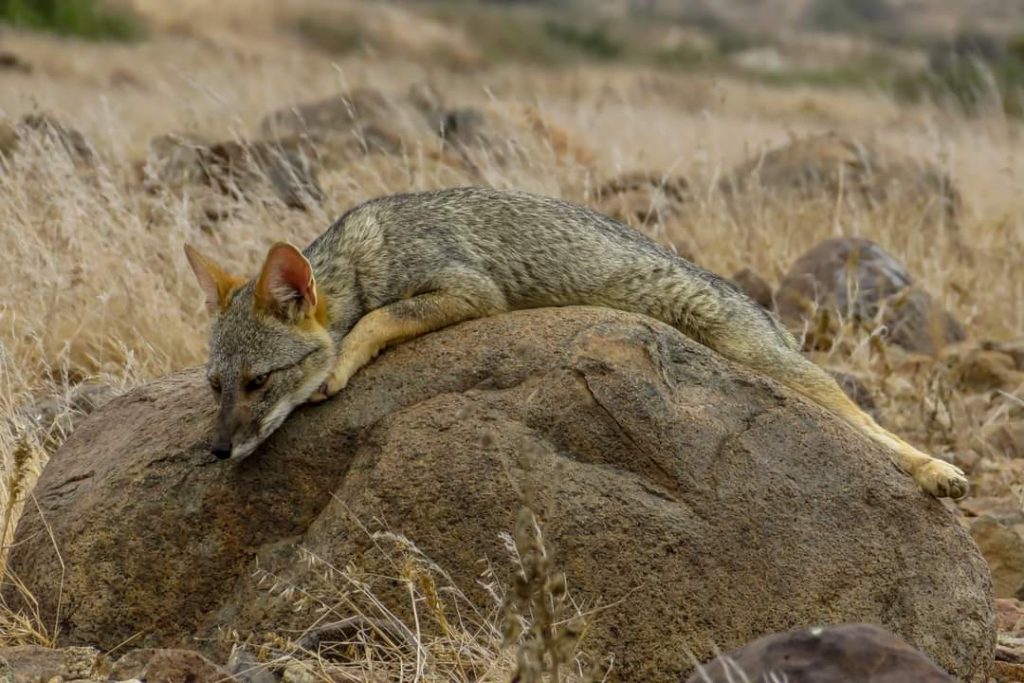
[4,0,1024,112]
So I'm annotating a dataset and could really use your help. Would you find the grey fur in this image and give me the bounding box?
[196,186,967,499]
[309,187,795,348]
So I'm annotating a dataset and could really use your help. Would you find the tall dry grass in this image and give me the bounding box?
[179,507,600,681]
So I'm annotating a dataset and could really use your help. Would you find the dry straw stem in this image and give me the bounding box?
[235,508,599,682]
[502,507,594,683]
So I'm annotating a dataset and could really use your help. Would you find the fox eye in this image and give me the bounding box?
[209,375,222,394]
[246,373,270,392]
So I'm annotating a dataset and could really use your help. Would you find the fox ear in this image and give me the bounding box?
[184,244,245,314]
[255,242,317,321]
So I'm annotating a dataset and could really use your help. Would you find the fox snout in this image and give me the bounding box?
[210,398,255,460]
[211,432,232,460]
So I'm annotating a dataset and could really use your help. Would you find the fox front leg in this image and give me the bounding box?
[307,291,494,403]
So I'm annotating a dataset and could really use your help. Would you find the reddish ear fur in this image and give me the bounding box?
[184,244,246,313]
[255,242,318,319]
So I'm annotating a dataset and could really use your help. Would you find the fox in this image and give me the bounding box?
[185,186,967,499]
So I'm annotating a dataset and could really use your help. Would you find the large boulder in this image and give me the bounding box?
[721,131,962,239]
[141,134,324,210]
[6,308,993,681]
[0,113,96,168]
[589,171,695,261]
[686,623,956,683]
[775,237,966,354]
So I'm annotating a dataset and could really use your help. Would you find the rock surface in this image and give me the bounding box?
[775,237,966,354]
[0,114,96,167]
[686,623,956,683]
[589,171,695,261]
[721,131,962,236]
[7,307,994,681]
[968,515,1024,599]
[111,648,237,683]
[591,171,689,226]
[0,646,106,683]
[142,133,323,210]
[997,599,1024,635]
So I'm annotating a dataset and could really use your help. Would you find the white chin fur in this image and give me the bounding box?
[230,438,262,460]
[240,363,333,458]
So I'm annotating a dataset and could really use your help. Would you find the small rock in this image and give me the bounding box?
[0,646,105,683]
[952,448,982,475]
[982,421,1024,459]
[592,171,689,228]
[960,496,1024,526]
[432,106,490,147]
[226,645,275,683]
[991,660,1024,682]
[997,598,1024,635]
[721,131,962,238]
[998,632,1024,663]
[281,660,316,683]
[0,51,32,74]
[256,86,446,173]
[111,648,237,683]
[258,87,397,139]
[141,132,323,209]
[730,267,773,309]
[202,138,324,210]
[16,114,96,166]
[686,623,955,682]
[775,237,965,354]
[945,348,1023,393]
[142,132,210,192]
[967,515,1024,598]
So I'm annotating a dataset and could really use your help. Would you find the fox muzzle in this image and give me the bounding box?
[211,437,233,460]
[211,397,251,460]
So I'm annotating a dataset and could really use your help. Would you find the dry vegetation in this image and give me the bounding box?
[1,0,1023,678]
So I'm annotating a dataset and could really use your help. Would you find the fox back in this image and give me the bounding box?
[186,186,968,500]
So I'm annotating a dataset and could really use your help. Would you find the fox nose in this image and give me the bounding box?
[211,440,232,460]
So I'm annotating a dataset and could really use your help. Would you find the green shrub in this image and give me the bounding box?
[293,14,364,56]
[1010,35,1024,63]
[894,31,1024,117]
[542,20,622,60]
[806,0,892,33]
[714,29,769,56]
[654,43,710,69]
[0,0,143,40]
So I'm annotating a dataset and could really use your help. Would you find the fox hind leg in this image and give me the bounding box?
[713,334,967,499]
[789,361,967,499]
[308,285,505,403]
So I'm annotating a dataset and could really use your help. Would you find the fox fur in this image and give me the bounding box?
[185,186,967,499]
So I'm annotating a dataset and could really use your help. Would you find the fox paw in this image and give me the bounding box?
[916,459,968,499]
[306,373,349,404]
[306,388,330,404]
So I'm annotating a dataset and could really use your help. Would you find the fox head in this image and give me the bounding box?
[184,242,336,460]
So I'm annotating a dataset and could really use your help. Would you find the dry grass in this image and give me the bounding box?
[1,0,1023,673]
[218,508,598,682]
